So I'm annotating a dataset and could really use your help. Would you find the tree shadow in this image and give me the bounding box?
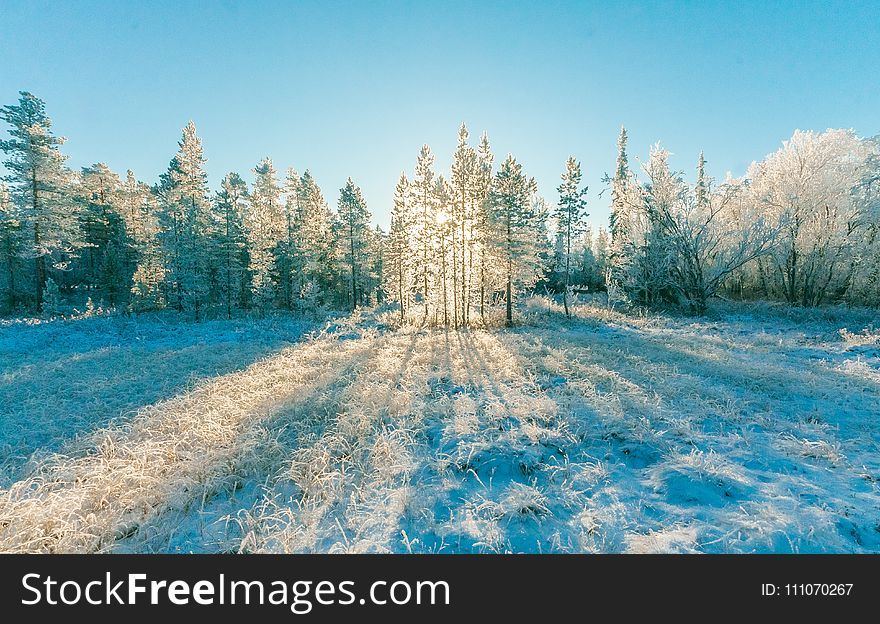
[0,315,319,484]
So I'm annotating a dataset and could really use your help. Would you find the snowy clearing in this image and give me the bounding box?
[0,302,878,553]
[0,314,315,486]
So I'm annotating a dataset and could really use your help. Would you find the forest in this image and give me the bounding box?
[1,91,879,555]
[3,91,879,324]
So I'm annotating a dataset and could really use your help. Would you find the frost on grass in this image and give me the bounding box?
[0,313,314,485]
[0,302,878,553]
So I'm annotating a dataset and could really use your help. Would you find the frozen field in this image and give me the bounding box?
[0,314,316,486]
[0,301,878,553]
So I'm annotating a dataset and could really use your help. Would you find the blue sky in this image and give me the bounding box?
[1,0,878,229]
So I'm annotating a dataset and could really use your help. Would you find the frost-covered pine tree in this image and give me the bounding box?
[473,132,495,320]
[386,172,412,320]
[156,121,213,319]
[274,168,300,310]
[593,226,610,286]
[606,126,641,298]
[76,163,130,305]
[451,123,477,326]
[214,172,250,317]
[433,175,454,325]
[41,276,61,317]
[555,157,589,317]
[579,225,599,288]
[335,177,372,310]
[292,170,335,308]
[126,171,165,311]
[488,154,538,326]
[0,182,25,313]
[367,224,386,305]
[246,157,284,311]
[530,195,554,291]
[410,145,437,319]
[0,92,80,311]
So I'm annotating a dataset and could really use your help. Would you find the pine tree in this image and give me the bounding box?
[126,171,165,311]
[214,172,249,318]
[387,173,412,321]
[473,132,494,320]
[275,168,300,310]
[607,126,640,293]
[451,123,477,326]
[0,182,25,313]
[555,157,589,317]
[594,226,610,286]
[695,151,709,211]
[609,126,630,242]
[434,175,454,325]
[368,224,386,305]
[411,145,437,320]
[292,170,335,308]
[41,276,61,316]
[531,195,554,290]
[488,154,537,326]
[336,177,372,310]
[0,92,80,310]
[156,121,213,319]
[246,157,283,310]
[76,163,131,305]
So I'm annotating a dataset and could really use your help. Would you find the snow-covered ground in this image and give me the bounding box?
[0,301,877,553]
[0,313,315,486]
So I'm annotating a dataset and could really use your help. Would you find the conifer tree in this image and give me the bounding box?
[275,168,300,310]
[555,157,589,317]
[387,173,412,320]
[215,172,250,317]
[488,154,537,326]
[451,123,477,326]
[368,224,386,305]
[157,121,213,318]
[126,171,165,311]
[246,157,283,310]
[0,92,80,309]
[293,170,335,307]
[77,163,130,305]
[607,126,639,293]
[594,226,610,285]
[411,145,437,320]
[473,132,494,320]
[0,182,24,313]
[434,175,454,325]
[336,177,372,309]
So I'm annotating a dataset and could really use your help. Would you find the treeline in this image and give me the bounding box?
[0,93,383,319]
[1,91,878,323]
[606,128,880,313]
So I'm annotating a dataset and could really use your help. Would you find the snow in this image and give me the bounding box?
[0,300,878,553]
[0,313,316,486]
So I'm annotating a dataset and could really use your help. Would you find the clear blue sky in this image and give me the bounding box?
[1,0,878,229]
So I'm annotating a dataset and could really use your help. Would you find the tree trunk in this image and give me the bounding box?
[350,222,357,311]
[441,233,448,326]
[461,189,467,326]
[563,218,571,318]
[31,171,46,308]
[506,264,513,326]
[4,235,16,311]
[398,259,405,322]
[452,226,458,327]
[506,215,513,326]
